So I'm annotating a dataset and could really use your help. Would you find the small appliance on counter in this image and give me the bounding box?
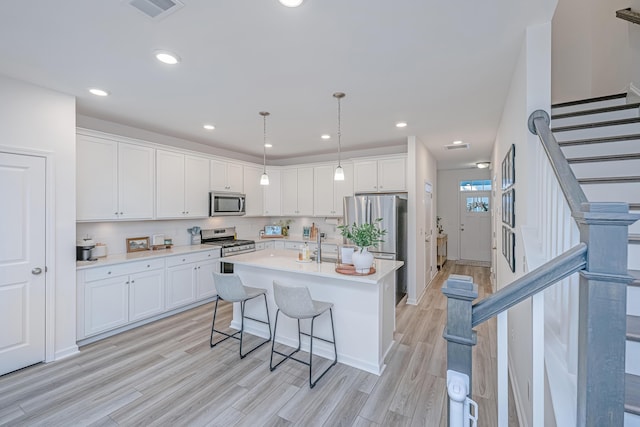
[91,243,108,258]
[187,226,201,245]
[76,238,96,261]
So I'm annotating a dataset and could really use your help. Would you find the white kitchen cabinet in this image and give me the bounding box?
[281,167,314,216]
[78,259,165,339]
[210,159,243,193]
[166,250,220,309]
[314,164,353,216]
[353,156,406,193]
[263,168,281,216]
[243,165,264,216]
[77,134,154,221]
[128,269,165,322]
[255,242,266,251]
[274,241,285,249]
[156,150,210,219]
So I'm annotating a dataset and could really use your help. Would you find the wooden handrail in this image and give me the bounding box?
[471,243,587,327]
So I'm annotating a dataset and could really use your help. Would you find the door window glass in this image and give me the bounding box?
[459,180,492,191]
[466,196,489,212]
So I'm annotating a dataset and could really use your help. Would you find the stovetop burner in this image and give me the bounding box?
[200,227,255,256]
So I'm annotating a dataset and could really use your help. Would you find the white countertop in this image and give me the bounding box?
[226,249,403,284]
[76,244,220,270]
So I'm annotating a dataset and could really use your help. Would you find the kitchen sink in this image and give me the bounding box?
[310,255,338,263]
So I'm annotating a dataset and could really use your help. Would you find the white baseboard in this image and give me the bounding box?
[54,345,79,361]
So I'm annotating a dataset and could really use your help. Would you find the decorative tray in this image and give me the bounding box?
[335,263,376,276]
[296,259,313,263]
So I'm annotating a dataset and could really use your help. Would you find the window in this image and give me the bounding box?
[466,196,489,212]
[459,179,492,192]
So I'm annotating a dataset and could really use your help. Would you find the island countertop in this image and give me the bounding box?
[225,249,403,284]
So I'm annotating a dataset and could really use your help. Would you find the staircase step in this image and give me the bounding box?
[560,135,640,159]
[631,245,640,271]
[627,373,640,417]
[629,315,640,342]
[630,271,640,314]
[553,119,640,142]
[627,341,640,376]
[581,182,640,209]
[552,93,628,115]
[631,234,640,244]
[578,176,640,184]
[551,104,640,127]
[570,159,640,180]
[631,204,640,211]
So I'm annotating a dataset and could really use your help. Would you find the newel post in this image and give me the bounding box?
[442,274,478,425]
[574,202,639,426]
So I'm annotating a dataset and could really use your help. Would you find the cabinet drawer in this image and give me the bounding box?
[255,242,265,250]
[284,241,306,250]
[166,249,220,267]
[84,259,165,282]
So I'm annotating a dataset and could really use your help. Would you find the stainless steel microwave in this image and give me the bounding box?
[209,192,246,216]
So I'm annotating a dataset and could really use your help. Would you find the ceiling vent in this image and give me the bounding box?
[444,143,470,150]
[127,0,184,20]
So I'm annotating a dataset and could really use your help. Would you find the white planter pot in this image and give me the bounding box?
[352,247,374,273]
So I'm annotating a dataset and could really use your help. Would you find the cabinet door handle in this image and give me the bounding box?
[131,280,135,283]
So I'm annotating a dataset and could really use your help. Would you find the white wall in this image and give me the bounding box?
[552,0,638,103]
[491,22,553,426]
[407,136,437,305]
[436,168,491,261]
[77,216,344,256]
[0,74,77,360]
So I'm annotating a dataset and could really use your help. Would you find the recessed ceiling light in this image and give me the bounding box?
[279,0,304,7]
[395,122,407,128]
[88,88,109,97]
[321,134,331,140]
[476,162,491,169]
[203,124,215,130]
[154,50,180,65]
[264,143,273,148]
[453,140,463,145]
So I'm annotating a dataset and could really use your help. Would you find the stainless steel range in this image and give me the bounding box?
[201,227,255,273]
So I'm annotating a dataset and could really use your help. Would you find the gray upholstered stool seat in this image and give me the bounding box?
[210,272,271,358]
[269,281,337,388]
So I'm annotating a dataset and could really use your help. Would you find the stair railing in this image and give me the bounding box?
[444,110,639,426]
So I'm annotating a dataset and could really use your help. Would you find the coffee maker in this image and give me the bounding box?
[76,238,96,261]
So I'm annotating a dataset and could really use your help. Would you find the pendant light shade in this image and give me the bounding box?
[333,92,345,181]
[259,111,270,186]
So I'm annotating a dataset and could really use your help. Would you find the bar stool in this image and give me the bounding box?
[210,272,271,358]
[270,281,337,388]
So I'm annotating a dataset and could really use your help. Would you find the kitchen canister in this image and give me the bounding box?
[91,244,108,258]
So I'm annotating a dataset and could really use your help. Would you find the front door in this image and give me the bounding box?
[459,190,491,262]
[424,182,433,284]
[0,152,46,375]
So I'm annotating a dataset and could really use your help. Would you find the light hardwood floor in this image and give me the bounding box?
[0,262,516,426]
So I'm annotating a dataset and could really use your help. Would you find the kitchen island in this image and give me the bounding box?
[225,249,403,375]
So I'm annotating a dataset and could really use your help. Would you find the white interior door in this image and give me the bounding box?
[0,153,46,375]
[459,190,491,262]
[424,182,433,284]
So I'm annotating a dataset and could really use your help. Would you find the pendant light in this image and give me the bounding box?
[259,111,270,185]
[333,92,345,181]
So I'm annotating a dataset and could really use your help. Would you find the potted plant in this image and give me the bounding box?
[338,218,387,273]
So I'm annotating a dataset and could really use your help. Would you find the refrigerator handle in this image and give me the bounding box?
[367,199,372,224]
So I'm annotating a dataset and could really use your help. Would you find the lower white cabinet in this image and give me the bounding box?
[79,259,165,338]
[166,250,221,310]
[78,249,220,341]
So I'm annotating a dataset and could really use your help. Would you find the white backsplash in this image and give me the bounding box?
[77,216,344,255]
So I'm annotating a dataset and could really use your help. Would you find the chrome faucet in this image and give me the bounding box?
[316,230,322,263]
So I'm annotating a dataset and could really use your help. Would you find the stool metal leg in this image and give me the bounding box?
[210,293,272,359]
[269,307,338,388]
[309,308,338,388]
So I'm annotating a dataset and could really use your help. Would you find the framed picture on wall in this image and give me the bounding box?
[501,144,515,190]
[501,188,515,227]
[501,226,516,273]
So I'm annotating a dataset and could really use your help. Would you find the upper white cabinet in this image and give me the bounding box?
[281,167,314,216]
[243,165,265,216]
[77,134,154,221]
[314,164,353,216]
[353,156,407,193]
[263,168,281,216]
[210,159,243,193]
[156,150,210,219]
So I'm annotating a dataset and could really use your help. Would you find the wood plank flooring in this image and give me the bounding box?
[0,262,517,426]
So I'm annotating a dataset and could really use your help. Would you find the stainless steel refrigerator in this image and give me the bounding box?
[343,195,407,304]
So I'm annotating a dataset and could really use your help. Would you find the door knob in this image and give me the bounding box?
[32,267,42,275]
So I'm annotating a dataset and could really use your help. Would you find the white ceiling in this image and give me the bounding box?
[0,0,556,169]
